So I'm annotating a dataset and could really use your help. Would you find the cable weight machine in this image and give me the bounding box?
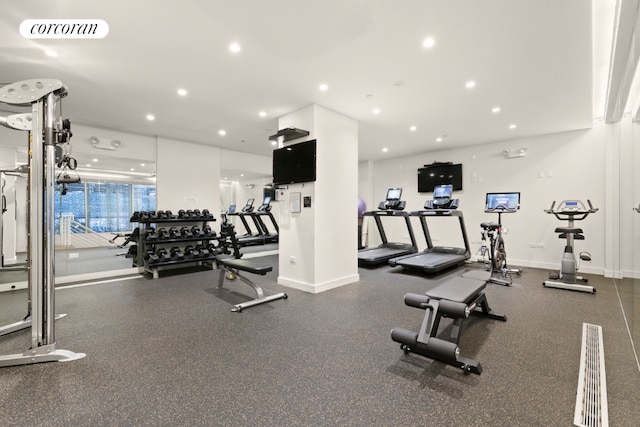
[0,79,85,366]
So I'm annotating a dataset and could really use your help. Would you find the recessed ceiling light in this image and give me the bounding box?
[229,42,241,53]
[509,124,517,129]
[422,37,435,48]
[492,107,501,113]
[259,111,266,117]
[177,88,187,96]
[465,81,476,89]
[372,108,380,115]
[92,158,98,162]
[219,129,226,136]
[86,164,91,167]
[410,126,417,132]
[140,163,146,167]
[436,137,443,142]
[44,49,58,58]
[130,168,135,171]
[319,83,328,91]
[382,147,388,153]
[146,114,155,121]
[240,174,244,177]
[271,141,277,146]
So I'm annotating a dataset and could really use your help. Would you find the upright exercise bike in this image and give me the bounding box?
[479,192,522,286]
[543,200,598,294]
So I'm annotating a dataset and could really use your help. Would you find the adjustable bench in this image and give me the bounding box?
[216,258,287,312]
[391,273,506,374]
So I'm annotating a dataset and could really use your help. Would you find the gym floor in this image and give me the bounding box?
[0,258,639,426]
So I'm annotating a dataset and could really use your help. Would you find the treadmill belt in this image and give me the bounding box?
[358,247,413,266]
[394,252,467,273]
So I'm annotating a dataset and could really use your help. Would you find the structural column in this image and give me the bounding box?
[277,105,359,293]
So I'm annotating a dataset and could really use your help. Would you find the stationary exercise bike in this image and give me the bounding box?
[478,192,522,286]
[543,199,598,294]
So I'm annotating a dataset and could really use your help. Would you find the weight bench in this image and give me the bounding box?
[391,273,506,374]
[216,258,287,312]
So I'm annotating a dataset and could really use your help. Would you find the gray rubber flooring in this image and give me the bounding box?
[1,259,639,426]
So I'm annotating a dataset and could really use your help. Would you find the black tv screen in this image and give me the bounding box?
[418,163,463,192]
[273,140,317,185]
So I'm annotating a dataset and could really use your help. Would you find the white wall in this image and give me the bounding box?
[156,137,221,219]
[362,126,609,275]
[70,123,156,162]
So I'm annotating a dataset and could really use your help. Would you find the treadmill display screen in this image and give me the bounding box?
[434,185,452,199]
[386,188,402,200]
[485,192,520,212]
[228,205,236,213]
[245,198,254,208]
[263,196,271,205]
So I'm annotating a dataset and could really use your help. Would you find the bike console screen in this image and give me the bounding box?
[485,192,520,212]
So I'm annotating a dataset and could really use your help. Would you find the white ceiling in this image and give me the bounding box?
[0,0,599,171]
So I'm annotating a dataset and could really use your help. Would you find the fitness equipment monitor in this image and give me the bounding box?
[378,188,406,210]
[485,192,520,213]
[434,184,452,199]
[263,196,271,205]
[386,188,402,201]
[228,204,236,214]
[425,184,458,209]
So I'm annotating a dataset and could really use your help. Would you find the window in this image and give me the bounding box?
[55,181,156,234]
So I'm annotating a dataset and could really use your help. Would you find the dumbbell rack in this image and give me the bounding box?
[131,210,218,279]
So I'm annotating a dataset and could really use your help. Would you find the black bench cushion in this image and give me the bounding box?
[426,277,486,303]
[219,258,273,275]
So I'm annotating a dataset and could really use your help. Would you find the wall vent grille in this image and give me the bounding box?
[574,323,608,427]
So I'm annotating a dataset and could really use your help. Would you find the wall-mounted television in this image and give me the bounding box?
[272,139,317,185]
[418,163,463,192]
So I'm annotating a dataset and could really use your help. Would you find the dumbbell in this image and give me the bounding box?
[156,248,171,262]
[192,209,201,219]
[181,226,193,238]
[139,211,150,220]
[144,251,160,264]
[201,209,211,219]
[191,226,205,238]
[130,211,141,221]
[148,211,158,220]
[164,210,174,218]
[178,209,187,219]
[203,225,217,238]
[157,228,169,240]
[184,245,200,258]
[145,227,157,240]
[156,210,167,219]
[195,244,210,258]
[169,227,180,239]
[170,246,185,260]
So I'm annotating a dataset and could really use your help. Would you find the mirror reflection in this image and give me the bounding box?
[0,145,155,289]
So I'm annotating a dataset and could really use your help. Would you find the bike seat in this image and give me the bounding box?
[554,227,583,234]
[481,222,499,231]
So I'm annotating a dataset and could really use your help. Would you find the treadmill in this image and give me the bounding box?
[389,184,470,273]
[250,196,279,244]
[358,188,418,267]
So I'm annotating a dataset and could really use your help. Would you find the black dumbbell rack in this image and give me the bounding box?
[130,209,220,279]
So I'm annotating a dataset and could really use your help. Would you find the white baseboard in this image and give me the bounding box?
[278,274,359,294]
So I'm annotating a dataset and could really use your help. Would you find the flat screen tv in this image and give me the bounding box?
[272,139,317,185]
[418,163,463,192]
